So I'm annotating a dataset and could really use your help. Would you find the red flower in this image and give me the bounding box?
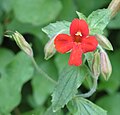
[54,19,98,66]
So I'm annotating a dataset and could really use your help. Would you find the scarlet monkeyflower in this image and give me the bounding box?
[54,19,98,66]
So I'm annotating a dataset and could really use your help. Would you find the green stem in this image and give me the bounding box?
[98,44,104,52]
[75,77,98,98]
[31,57,57,85]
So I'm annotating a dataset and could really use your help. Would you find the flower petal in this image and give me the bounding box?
[70,19,89,38]
[81,36,98,53]
[54,34,73,53]
[68,43,83,66]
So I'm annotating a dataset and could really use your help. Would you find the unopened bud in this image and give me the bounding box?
[108,0,120,18]
[100,50,112,80]
[92,51,101,78]
[44,38,56,60]
[7,31,33,57]
[96,34,113,51]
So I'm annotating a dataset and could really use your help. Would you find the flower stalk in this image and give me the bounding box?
[75,51,101,98]
[31,57,57,84]
[76,77,98,98]
[5,31,57,85]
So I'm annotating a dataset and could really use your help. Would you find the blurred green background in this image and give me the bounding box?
[0,0,120,115]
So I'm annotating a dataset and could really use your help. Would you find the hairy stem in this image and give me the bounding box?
[31,57,57,85]
[75,77,98,98]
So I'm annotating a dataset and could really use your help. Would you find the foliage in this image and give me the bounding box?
[67,97,107,115]
[52,65,88,111]
[0,0,120,115]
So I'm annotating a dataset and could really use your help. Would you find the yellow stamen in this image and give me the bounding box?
[75,32,82,36]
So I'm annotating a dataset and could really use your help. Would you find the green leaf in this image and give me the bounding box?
[76,11,87,20]
[32,72,55,106]
[42,21,70,38]
[52,65,89,112]
[0,52,34,114]
[32,60,58,106]
[96,93,120,115]
[55,54,92,88]
[55,53,70,73]
[13,0,62,26]
[87,9,111,35]
[0,48,14,115]
[67,97,107,115]
[0,48,14,74]
[44,106,63,115]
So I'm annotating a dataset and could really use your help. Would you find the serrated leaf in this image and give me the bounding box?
[13,0,62,26]
[76,11,87,20]
[52,65,89,112]
[67,97,107,115]
[42,21,70,38]
[0,52,34,114]
[87,9,111,35]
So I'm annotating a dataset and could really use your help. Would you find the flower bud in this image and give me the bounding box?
[108,0,120,18]
[96,34,113,51]
[92,51,101,78]
[12,31,33,57]
[44,38,56,60]
[100,50,112,80]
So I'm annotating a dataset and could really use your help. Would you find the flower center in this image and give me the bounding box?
[74,31,82,43]
[75,31,82,36]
